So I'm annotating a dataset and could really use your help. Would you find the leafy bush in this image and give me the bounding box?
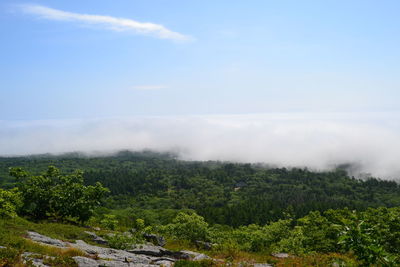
[10,166,109,222]
[105,233,143,250]
[0,188,21,218]
[339,219,398,266]
[163,211,209,242]
[100,214,118,230]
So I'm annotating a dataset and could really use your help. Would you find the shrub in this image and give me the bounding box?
[164,211,209,242]
[105,233,143,250]
[100,214,118,230]
[0,188,21,218]
[10,166,109,222]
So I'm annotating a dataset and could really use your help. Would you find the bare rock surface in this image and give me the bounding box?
[127,244,167,257]
[271,252,289,258]
[22,252,52,267]
[25,231,214,267]
[70,240,154,264]
[84,231,108,245]
[27,231,68,248]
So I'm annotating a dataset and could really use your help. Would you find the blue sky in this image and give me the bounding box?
[2,1,400,177]
[1,0,400,120]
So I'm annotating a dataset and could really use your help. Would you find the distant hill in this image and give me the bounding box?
[1,150,399,226]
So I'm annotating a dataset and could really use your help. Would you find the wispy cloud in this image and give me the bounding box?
[17,4,192,41]
[132,85,169,91]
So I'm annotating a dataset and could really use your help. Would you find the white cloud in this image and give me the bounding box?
[1,113,400,179]
[18,4,192,41]
[133,85,168,91]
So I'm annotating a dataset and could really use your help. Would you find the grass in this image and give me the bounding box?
[0,217,88,266]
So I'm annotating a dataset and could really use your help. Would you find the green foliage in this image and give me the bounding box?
[339,219,398,266]
[100,214,118,230]
[164,211,209,242]
[2,152,400,227]
[105,232,143,250]
[230,219,291,252]
[296,211,340,253]
[10,166,109,222]
[0,188,21,218]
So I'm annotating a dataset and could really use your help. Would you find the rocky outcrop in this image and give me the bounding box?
[271,252,289,258]
[84,231,108,245]
[26,231,68,248]
[195,240,213,250]
[143,233,166,247]
[25,231,215,267]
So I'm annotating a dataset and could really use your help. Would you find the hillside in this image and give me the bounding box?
[1,151,399,227]
[0,151,400,266]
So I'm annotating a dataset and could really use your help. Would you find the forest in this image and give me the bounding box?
[0,151,400,266]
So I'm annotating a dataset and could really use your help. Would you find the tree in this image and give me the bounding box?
[10,166,109,222]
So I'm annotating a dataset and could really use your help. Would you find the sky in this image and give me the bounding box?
[1,1,400,178]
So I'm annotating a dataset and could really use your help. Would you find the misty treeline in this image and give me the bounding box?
[0,151,399,227]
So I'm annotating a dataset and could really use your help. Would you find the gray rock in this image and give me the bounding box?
[254,264,273,267]
[152,260,174,267]
[127,244,167,257]
[70,240,153,264]
[85,231,108,245]
[0,246,6,249]
[179,250,210,261]
[143,234,166,247]
[27,231,68,248]
[73,256,99,267]
[195,240,213,250]
[193,253,211,261]
[22,252,52,267]
[271,252,289,258]
[179,250,199,258]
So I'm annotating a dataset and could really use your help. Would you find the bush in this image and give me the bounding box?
[164,211,209,243]
[0,188,21,218]
[100,214,118,230]
[10,166,109,222]
[105,233,143,250]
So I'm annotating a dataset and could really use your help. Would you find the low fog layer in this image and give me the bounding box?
[1,113,400,179]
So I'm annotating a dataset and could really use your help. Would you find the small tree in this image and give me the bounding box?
[10,166,109,222]
[166,211,209,242]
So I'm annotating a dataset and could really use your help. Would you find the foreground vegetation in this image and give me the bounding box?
[0,151,399,266]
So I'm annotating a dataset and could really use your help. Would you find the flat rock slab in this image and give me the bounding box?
[27,231,68,248]
[71,240,154,264]
[180,250,210,261]
[271,253,290,258]
[128,244,167,257]
[74,256,99,267]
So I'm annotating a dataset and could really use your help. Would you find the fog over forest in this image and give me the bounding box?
[1,112,400,179]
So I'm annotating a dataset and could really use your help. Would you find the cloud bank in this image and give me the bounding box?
[18,4,191,41]
[1,113,400,179]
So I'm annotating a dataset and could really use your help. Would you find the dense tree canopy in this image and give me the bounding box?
[1,151,399,226]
